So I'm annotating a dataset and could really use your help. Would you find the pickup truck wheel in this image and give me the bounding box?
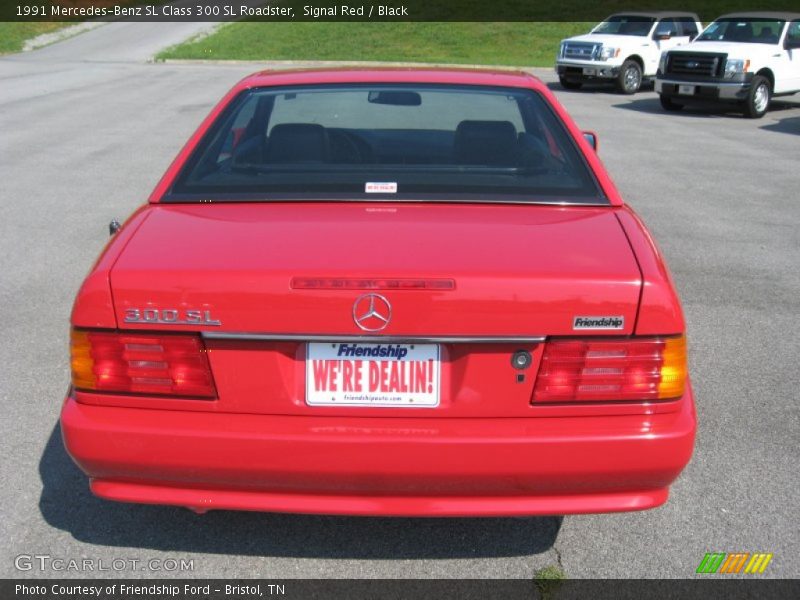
[743,76,771,119]
[659,95,684,112]
[559,77,583,90]
[617,60,642,94]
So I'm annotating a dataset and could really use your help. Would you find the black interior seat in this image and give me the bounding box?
[232,135,266,164]
[265,123,331,163]
[453,120,519,166]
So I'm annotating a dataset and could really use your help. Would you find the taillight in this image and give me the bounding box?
[70,329,217,398]
[533,335,686,403]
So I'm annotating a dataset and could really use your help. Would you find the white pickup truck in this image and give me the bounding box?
[556,12,703,94]
[656,12,800,118]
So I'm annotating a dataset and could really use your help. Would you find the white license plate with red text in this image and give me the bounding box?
[306,342,440,407]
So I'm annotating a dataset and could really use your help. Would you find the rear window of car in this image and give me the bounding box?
[167,84,606,205]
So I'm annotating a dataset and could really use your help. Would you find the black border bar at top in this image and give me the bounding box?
[4,0,800,23]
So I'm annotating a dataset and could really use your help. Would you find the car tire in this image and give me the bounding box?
[743,75,771,119]
[617,60,642,94]
[559,77,583,90]
[659,95,684,112]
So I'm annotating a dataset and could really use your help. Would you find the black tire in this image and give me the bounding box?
[617,59,642,94]
[743,75,771,119]
[559,76,583,90]
[659,95,684,112]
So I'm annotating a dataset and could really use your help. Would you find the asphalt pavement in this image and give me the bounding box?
[1,22,798,580]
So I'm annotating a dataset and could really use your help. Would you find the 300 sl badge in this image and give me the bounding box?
[124,308,221,326]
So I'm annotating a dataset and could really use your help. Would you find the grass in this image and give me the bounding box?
[0,22,72,55]
[535,564,567,579]
[533,564,567,599]
[157,22,592,67]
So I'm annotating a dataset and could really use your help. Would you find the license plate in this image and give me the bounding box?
[678,84,696,95]
[583,68,597,76]
[306,342,440,407]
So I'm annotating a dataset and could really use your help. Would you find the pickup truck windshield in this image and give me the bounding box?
[168,84,605,205]
[697,18,786,44]
[592,16,656,36]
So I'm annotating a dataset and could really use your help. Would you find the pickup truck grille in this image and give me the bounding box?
[562,42,600,61]
[666,52,726,77]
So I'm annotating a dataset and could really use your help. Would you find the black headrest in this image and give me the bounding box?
[266,123,330,163]
[454,120,518,166]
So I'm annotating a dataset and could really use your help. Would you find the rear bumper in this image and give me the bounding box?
[61,386,696,516]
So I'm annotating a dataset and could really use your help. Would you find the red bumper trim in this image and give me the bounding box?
[91,479,669,517]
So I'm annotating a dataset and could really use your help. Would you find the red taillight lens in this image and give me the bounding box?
[71,330,217,398]
[532,336,687,403]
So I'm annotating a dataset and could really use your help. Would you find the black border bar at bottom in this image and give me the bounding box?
[4,579,800,600]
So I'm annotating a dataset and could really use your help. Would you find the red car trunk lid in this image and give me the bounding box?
[111,202,640,336]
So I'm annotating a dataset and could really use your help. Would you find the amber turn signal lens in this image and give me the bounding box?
[70,329,97,390]
[657,335,687,400]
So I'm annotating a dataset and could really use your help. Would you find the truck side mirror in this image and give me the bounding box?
[786,38,800,50]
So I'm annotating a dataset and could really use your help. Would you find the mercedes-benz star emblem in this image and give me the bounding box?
[353,294,392,332]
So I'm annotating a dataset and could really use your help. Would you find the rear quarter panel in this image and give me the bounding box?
[615,206,685,335]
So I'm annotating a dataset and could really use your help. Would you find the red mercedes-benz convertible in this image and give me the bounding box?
[62,68,695,516]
